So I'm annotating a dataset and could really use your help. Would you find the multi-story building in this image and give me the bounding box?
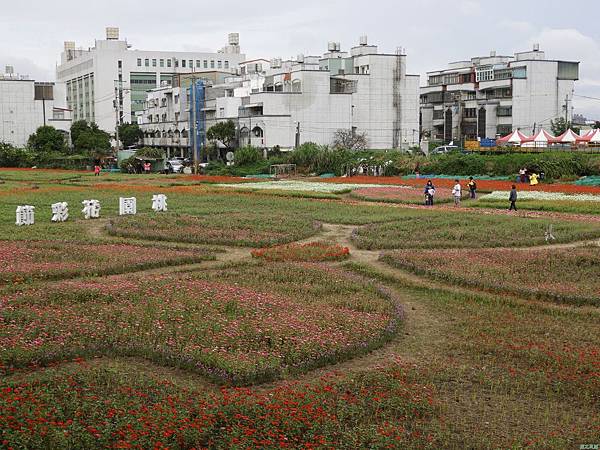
[56,27,245,134]
[420,46,579,142]
[0,66,72,147]
[140,36,420,153]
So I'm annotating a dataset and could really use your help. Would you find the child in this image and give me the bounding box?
[452,179,462,207]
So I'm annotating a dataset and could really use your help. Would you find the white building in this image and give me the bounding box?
[56,27,245,134]
[0,66,71,147]
[140,37,420,153]
[420,46,579,142]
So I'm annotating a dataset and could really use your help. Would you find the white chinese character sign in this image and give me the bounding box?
[119,197,137,216]
[51,202,69,222]
[16,205,35,226]
[152,194,168,212]
[82,200,101,219]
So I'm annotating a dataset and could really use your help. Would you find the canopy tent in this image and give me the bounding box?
[578,128,600,144]
[521,129,556,147]
[497,130,530,145]
[555,129,581,144]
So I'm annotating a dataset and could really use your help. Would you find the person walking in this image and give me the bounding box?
[467,177,477,199]
[509,185,518,211]
[452,179,462,207]
[94,164,101,177]
[424,180,435,206]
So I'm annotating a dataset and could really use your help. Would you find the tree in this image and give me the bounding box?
[71,122,111,156]
[550,117,580,136]
[27,126,67,154]
[207,120,236,151]
[74,125,111,157]
[70,120,90,145]
[332,129,368,150]
[0,142,32,167]
[118,123,143,148]
[593,121,600,130]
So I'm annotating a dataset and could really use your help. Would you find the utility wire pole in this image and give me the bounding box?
[114,83,121,152]
[295,122,300,148]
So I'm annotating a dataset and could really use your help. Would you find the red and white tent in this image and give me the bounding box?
[555,129,581,144]
[578,128,600,144]
[522,129,556,147]
[497,130,530,145]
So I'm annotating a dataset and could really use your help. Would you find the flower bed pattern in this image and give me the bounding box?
[0,264,401,384]
[0,241,212,284]
[352,210,600,250]
[381,247,600,305]
[350,186,460,204]
[251,242,350,262]
[0,359,435,449]
[107,213,321,247]
[481,190,600,202]
[217,180,390,193]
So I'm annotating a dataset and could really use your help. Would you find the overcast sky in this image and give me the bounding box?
[2,0,600,118]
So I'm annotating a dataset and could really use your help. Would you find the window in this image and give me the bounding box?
[145,59,149,67]
[218,60,222,69]
[152,59,157,67]
[463,108,477,118]
[433,110,444,120]
[160,59,165,68]
[167,59,172,68]
[219,107,225,118]
[210,60,215,69]
[475,66,494,82]
[118,60,123,69]
[189,60,193,69]
[196,60,201,68]
[204,60,208,68]
[174,94,179,104]
[497,106,513,117]
[137,58,142,67]
[174,59,179,68]
[182,59,186,68]
[224,61,229,69]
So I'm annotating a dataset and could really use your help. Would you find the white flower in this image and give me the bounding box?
[217,181,411,194]
[481,191,600,202]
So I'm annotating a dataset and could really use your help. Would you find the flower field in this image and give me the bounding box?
[381,246,600,305]
[1,169,600,448]
[0,358,436,449]
[0,241,212,284]
[481,190,600,202]
[352,210,600,250]
[0,263,400,384]
[350,185,462,204]
[251,242,350,262]
[107,213,322,247]
[217,180,391,193]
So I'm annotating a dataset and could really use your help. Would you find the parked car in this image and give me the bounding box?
[431,145,460,155]
[165,159,184,173]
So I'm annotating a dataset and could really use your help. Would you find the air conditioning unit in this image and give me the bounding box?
[297,54,304,63]
[328,42,336,52]
[359,35,368,46]
[335,42,341,52]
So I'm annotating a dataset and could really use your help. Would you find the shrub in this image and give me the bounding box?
[234,146,262,166]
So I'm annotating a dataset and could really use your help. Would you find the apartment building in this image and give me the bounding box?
[139,36,420,154]
[0,66,71,147]
[56,27,245,133]
[420,46,579,142]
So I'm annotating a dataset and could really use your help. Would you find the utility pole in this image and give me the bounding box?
[564,94,570,124]
[295,122,300,148]
[190,78,196,172]
[114,84,120,152]
[42,98,46,126]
